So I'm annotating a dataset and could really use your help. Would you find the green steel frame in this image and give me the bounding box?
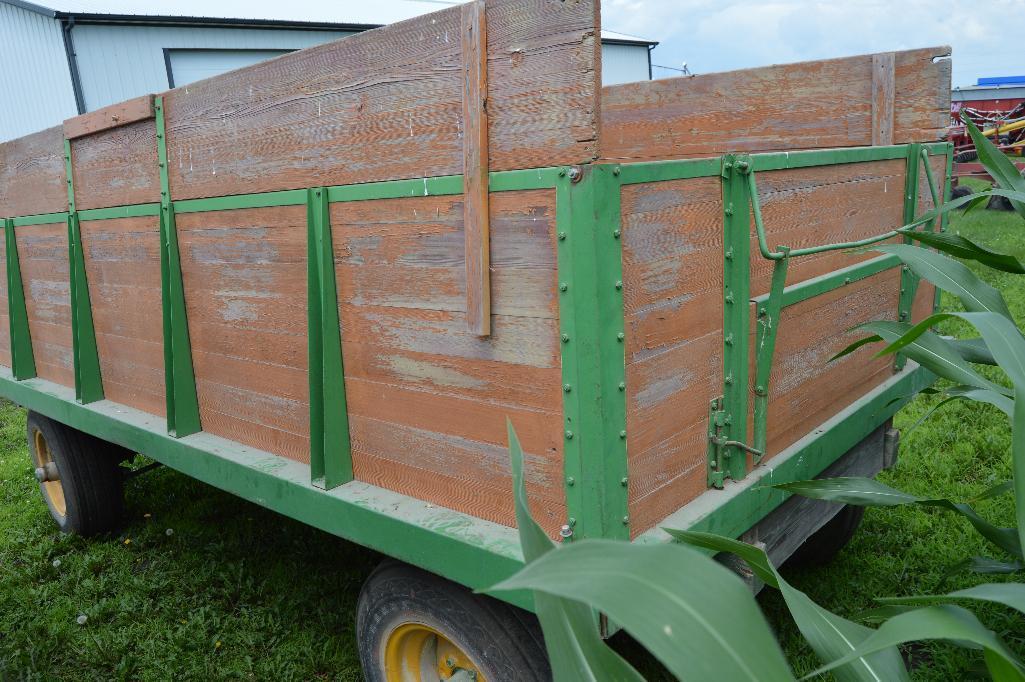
[0,139,948,608]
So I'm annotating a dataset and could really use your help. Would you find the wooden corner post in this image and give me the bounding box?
[462,0,491,336]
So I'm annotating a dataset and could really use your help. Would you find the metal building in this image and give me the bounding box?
[0,0,657,141]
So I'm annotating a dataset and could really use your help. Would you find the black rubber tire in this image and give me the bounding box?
[27,411,125,536]
[954,149,978,163]
[357,560,552,682]
[950,184,972,200]
[786,505,865,568]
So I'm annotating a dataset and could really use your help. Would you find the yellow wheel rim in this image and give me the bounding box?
[383,622,486,682]
[32,428,66,518]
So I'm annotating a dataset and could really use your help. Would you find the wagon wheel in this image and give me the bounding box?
[358,561,551,681]
[27,411,125,536]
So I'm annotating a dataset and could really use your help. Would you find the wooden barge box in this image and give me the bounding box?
[0,0,951,617]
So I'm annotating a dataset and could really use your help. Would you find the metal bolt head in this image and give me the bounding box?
[613,229,621,238]
[619,430,627,439]
[620,477,628,487]
[617,332,625,342]
[565,430,573,440]
[559,283,568,292]
[612,167,621,176]
[561,333,570,343]
[567,167,582,183]
[563,383,572,393]
[614,280,623,290]
[736,160,750,172]
[558,232,567,241]
[559,524,573,538]
[566,476,575,486]
[621,516,630,525]
[618,381,626,391]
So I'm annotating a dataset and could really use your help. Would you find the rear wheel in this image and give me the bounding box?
[357,561,551,681]
[786,505,865,568]
[27,411,125,536]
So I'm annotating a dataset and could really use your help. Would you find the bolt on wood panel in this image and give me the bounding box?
[601,47,950,163]
[0,126,67,218]
[162,0,599,201]
[15,224,74,387]
[176,206,310,462]
[0,226,9,368]
[70,119,161,211]
[331,189,566,535]
[80,216,165,416]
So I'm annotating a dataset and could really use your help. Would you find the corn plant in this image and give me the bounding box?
[487,118,1025,680]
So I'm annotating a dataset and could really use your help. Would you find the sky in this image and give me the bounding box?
[601,0,1025,88]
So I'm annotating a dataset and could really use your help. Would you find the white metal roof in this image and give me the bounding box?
[6,0,657,43]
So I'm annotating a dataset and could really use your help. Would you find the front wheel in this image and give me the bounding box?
[357,561,551,681]
[27,411,125,536]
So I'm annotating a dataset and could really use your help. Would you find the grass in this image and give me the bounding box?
[0,185,1022,679]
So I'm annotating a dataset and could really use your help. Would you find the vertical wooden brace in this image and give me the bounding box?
[307,187,354,489]
[871,53,895,146]
[461,0,491,336]
[63,139,104,403]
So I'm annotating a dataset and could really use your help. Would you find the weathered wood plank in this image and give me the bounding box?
[461,0,491,336]
[163,0,599,200]
[176,205,309,462]
[871,53,895,146]
[351,414,566,536]
[758,270,900,459]
[80,216,165,416]
[63,94,155,140]
[0,127,66,217]
[70,120,160,211]
[601,47,950,162]
[15,224,73,387]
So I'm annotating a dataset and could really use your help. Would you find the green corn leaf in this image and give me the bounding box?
[944,556,1024,577]
[898,229,1025,273]
[856,604,919,626]
[974,480,1015,502]
[964,115,1025,217]
[488,539,794,681]
[804,605,1025,681]
[853,320,1010,397]
[831,335,883,362]
[670,530,909,682]
[770,477,1022,559]
[878,583,1025,618]
[874,244,1012,318]
[503,421,645,681]
[950,337,998,365]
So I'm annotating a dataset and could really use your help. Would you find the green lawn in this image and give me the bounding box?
[1,190,1023,680]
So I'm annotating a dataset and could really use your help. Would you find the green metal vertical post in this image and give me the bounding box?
[720,155,752,482]
[935,143,954,313]
[155,96,201,437]
[63,139,104,403]
[4,219,35,379]
[752,251,788,461]
[307,187,353,489]
[896,143,922,371]
[555,164,629,541]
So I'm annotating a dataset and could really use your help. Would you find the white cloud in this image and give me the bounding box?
[604,0,1025,86]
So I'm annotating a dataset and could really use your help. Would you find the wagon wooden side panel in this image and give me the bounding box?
[0,126,66,218]
[332,189,566,534]
[80,216,165,416]
[15,223,73,388]
[600,46,951,162]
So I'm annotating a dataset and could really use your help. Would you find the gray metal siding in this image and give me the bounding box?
[0,2,78,142]
[601,43,650,86]
[71,24,355,111]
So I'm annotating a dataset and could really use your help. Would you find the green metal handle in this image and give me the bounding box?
[748,147,941,261]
